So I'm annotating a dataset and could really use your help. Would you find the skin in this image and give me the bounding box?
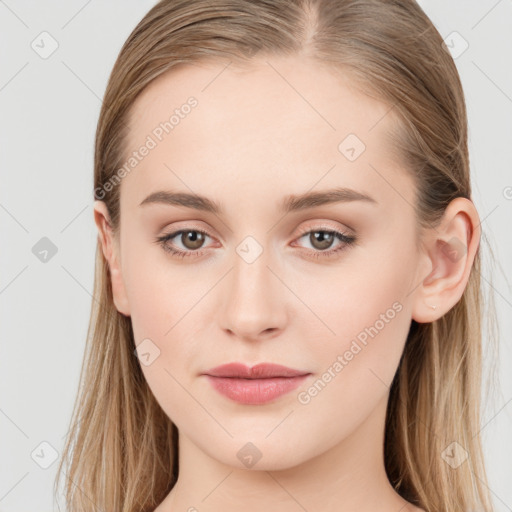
[94,55,480,512]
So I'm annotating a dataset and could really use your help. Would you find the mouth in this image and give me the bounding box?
[202,362,311,405]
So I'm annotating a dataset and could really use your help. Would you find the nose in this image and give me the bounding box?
[218,244,289,341]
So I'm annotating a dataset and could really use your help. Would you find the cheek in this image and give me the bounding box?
[120,241,199,384]
[127,268,207,375]
[126,258,205,426]
[292,242,415,389]
[121,233,204,340]
[286,269,412,450]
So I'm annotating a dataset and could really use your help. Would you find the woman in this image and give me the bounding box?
[55,1,498,511]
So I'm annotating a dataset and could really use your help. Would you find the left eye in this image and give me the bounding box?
[296,229,349,251]
[155,227,356,259]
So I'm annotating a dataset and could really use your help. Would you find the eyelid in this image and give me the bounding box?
[159,220,352,244]
[294,220,353,237]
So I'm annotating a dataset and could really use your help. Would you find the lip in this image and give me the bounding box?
[202,363,311,405]
[204,362,310,379]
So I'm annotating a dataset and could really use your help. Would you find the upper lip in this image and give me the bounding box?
[203,362,310,379]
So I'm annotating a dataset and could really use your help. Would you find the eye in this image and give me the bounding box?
[155,225,357,260]
[155,228,212,259]
[292,227,356,259]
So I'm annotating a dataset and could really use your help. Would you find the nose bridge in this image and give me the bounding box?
[219,233,288,339]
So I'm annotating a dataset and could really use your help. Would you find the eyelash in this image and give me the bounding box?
[155,226,357,260]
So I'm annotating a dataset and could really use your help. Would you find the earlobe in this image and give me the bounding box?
[93,200,131,317]
[411,197,480,324]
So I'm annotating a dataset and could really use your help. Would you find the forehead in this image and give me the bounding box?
[121,55,411,213]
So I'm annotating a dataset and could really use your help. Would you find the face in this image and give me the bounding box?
[98,55,431,470]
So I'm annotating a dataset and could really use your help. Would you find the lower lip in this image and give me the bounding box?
[204,375,310,405]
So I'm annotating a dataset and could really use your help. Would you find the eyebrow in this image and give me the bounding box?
[139,186,378,214]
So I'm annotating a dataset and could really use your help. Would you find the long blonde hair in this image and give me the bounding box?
[55,1,500,510]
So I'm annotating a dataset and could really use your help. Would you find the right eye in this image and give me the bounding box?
[155,228,214,258]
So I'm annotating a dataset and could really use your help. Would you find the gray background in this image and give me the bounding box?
[1,1,511,511]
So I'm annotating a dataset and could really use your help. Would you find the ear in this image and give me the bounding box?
[93,200,131,317]
[411,197,481,323]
